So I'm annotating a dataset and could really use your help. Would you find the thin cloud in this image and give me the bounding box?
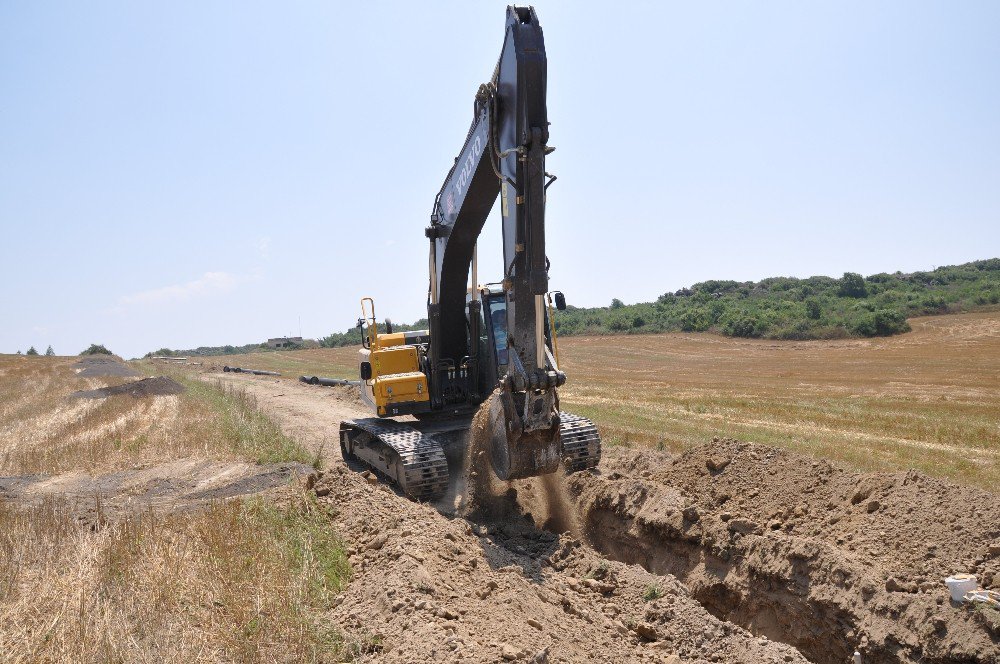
[118,271,241,307]
[257,236,272,260]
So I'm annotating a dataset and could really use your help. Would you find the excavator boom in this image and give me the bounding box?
[426,6,563,479]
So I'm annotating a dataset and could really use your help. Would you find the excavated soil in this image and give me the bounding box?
[568,440,1000,664]
[71,376,185,399]
[313,463,807,663]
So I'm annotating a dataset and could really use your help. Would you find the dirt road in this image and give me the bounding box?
[207,372,364,467]
[218,371,1000,664]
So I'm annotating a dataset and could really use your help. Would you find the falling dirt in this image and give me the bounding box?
[458,392,517,523]
[71,376,186,399]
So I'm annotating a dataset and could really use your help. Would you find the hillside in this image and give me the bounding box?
[146,258,999,357]
[556,257,1000,340]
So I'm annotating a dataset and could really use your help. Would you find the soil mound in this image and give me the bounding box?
[73,376,185,399]
[570,440,1000,664]
[310,462,807,663]
[329,383,365,408]
[72,356,140,377]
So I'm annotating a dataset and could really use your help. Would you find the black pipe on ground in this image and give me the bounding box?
[223,366,281,376]
[299,375,358,387]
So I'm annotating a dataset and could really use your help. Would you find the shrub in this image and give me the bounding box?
[805,298,822,320]
[838,272,868,298]
[678,309,710,332]
[850,308,910,337]
[607,311,645,332]
[80,344,113,356]
[26,346,39,356]
[720,311,768,338]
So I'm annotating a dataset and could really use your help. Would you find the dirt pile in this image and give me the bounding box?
[310,463,807,663]
[72,376,185,399]
[72,356,140,377]
[330,383,366,408]
[569,440,1000,664]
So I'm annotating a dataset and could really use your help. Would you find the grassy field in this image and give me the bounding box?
[180,347,358,383]
[0,356,313,474]
[209,311,1000,489]
[0,355,351,662]
[559,311,1000,489]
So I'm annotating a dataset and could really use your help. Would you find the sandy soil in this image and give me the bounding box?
[217,371,1000,663]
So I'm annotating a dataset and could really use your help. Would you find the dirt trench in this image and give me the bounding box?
[555,441,1000,664]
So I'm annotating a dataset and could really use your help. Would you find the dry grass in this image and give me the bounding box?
[0,356,352,662]
[558,311,1000,489]
[0,356,312,475]
[0,494,350,663]
[183,347,358,383]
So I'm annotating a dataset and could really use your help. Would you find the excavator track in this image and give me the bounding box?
[340,411,600,500]
[340,418,450,500]
[560,411,602,473]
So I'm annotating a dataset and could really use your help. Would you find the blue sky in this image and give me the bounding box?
[2,1,998,359]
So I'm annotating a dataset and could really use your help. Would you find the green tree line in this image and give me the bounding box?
[553,258,999,340]
[146,258,999,355]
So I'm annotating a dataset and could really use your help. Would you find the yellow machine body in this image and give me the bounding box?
[357,301,431,418]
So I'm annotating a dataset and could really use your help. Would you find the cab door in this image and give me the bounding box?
[482,294,509,389]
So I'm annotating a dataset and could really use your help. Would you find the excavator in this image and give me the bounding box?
[339,6,601,499]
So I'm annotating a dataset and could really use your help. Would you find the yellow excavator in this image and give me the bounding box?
[339,6,600,498]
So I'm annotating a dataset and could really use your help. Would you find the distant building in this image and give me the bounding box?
[266,336,303,349]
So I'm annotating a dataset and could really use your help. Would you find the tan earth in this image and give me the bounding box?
[216,371,1000,664]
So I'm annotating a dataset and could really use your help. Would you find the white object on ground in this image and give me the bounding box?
[945,574,978,602]
[965,589,1000,609]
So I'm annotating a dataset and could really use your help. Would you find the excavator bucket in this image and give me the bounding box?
[486,387,562,481]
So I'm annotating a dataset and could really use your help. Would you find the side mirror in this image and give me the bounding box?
[554,291,567,311]
[360,362,373,381]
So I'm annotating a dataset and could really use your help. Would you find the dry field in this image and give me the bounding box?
[182,347,358,383]
[0,355,304,475]
[558,310,1000,489]
[4,312,997,663]
[198,311,1000,489]
[0,355,351,662]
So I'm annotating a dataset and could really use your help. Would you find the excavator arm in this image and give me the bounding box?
[426,6,564,479]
